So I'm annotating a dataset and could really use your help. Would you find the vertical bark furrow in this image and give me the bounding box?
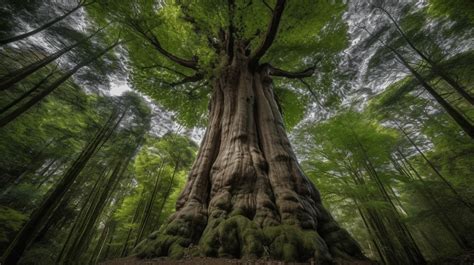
[176,86,223,209]
[254,71,319,229]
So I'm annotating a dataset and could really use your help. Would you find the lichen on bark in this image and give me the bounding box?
[135,49,365,263]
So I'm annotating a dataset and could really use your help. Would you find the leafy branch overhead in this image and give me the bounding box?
[91,0,347,127]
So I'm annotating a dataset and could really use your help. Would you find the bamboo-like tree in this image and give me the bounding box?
[1,107,124,265]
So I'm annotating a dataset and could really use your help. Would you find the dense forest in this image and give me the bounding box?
[0,0,472,264]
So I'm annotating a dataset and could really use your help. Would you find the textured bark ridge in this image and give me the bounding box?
[135,51,365,263]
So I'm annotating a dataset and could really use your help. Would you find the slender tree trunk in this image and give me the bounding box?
[363,160,425,265]
[0,139,56,196]
[135,47,365,263]
[36,159,64,189]
[397,123,474,212]
[33,192,74,244]
[151,162,179,231]
[120,189,146,257]
[65,150,131,264]
[0,70,55,114]
[352,194,386,264]
[88,222,110,265]
[357,209,384,262]
[389,48,474,138]
[100,221,118,262]
[395,151,472,249]
[366,23,474,137]
[0,41,119,128]
[378,6,474,105]
[1,110,120,265]
[348,167,402,265]
[350,131,425,264]
[0,25,105,91]
[0,3,84,46]
[134,163,165,246]
[55,167,107,264]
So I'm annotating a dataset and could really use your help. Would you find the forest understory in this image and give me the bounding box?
[1,0,473,265]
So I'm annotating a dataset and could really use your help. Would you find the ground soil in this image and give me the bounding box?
[427,250,474,265]
[100,256,374,265]
[101,251,474,265]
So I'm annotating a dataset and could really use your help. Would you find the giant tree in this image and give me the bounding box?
[93,0,365,263]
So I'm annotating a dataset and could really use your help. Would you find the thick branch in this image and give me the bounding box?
[226,0,236,60]
[250,0,286,65]
[149,35,199,70]
[268,65,315,78]
[129,21,198,70]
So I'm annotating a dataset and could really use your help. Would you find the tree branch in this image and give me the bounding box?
[268,65,316,78]
[149,35,199,70]
[250,0,286,65]
[227,0,236,59]
[298,78,325,108]
[128,20,199,70]
[262,0,274,12]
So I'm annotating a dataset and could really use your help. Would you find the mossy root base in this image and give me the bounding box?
[135,215,363,264]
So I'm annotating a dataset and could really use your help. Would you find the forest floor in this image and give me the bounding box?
[100,256,374,265]
[101,251,474,265]
[427,250,474,265]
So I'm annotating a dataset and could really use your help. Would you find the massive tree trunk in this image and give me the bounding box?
[136,48,365,263]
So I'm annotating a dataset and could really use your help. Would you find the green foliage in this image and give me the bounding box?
[274,87,308,130]
[0,207,26,246]
[428,0,474,24]
[88,0,349,128]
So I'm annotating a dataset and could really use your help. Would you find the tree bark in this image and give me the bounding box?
[135,48,365,263]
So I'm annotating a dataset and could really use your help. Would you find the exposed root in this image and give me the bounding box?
[135,215,367,264]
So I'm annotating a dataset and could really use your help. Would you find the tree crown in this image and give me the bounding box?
[91,0,348,127]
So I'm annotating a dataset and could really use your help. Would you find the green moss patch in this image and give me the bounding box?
[136,215,334,263]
